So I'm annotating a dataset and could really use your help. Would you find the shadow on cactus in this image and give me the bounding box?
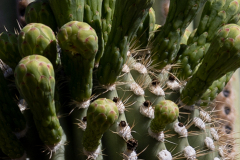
[0,0,239,160]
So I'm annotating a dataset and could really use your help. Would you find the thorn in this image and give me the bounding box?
[3,26,8,32]
[16,19,22,30]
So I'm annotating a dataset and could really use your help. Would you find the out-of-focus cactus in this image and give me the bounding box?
[25,1,57,32]
[0,0,240,160]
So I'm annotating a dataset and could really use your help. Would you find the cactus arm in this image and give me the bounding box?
[48,0,84,28]
[84,0,104,67]
[14,55,63,147]
[58,21,98,103]
[102,0,116,46]
[200,71,234,107]
[181,24,240,105]
[150,0,207,70]
[95,89,128,160]
[25,1,58,32]
[82,98,119,158]
[97,0,154,86]
[175,0,240,81]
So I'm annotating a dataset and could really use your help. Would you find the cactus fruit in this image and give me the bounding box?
[1,0,240,159]
[18,23,59,68]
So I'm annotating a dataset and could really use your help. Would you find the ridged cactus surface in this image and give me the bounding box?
[0,0,239,160]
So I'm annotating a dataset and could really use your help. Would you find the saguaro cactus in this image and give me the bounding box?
[0,0,239,159]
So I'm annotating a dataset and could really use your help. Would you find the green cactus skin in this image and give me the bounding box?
[97,0,154,87]
[0,69,26,134]
[0,114,25,159]
[84,0,104,67]
[58,21,98,104]
[25,1,58,32]
[180,29,192,45]
[14,55,63,147]
[181,24,240,105]
[131,8,156,49]
[102,0,116,46]
[48,0,84,28]
[83,98,119,153]
[150,0,207,70]
[175,0,240,81]
[18,23,59,68]
[200,71,234,107]
[0,32,22,69]
[150,100,179,133]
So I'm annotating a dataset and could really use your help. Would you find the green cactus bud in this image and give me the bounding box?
[181,24,240,105]
[14,55,63,147]
[18,23,59,68]
[150,100,179,133]
[49,0,84,28]
[0,32,22,69]
[83,98,119,152]
[58,21,98,103]
[25,1,57,32]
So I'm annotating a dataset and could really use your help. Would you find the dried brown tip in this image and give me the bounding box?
[143,100,152,107]
[119,121,127,127]
[152,78,160,86]
[82,116,87,122]
[113,97,120,103]
[168,75,175,81]
[127,138,138,151]
[178,122,184,127]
